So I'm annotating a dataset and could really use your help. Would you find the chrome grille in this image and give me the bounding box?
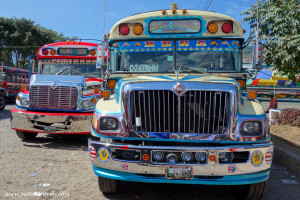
[130,90,231,134]
[30,85,78,110]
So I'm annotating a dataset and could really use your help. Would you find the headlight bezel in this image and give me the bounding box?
[240,120,263,137]
[100,117,121,133]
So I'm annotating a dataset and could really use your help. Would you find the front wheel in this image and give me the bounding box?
[0,95,6,111]
[98,176,119,194]
[232,179,269,200]
[16,131,38,140]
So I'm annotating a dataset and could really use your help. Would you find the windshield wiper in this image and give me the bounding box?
[55,67,70,75]
[179,65,206,74]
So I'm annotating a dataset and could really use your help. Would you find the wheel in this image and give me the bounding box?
[0,95,6,111]
[232,180,269,200]
[98,176,119,194]
[16,131,38,140]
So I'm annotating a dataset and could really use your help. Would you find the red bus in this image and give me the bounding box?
[0,66,30,100]
[11,40,103,140]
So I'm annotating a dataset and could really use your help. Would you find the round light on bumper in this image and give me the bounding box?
[195,152,206,162]
[166,153,178,164]
[219,152,234,163]
[153,151,163,161]
[181,152,192,162]
[81,100,91,108]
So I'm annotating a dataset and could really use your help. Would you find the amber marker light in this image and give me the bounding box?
[17,95,21,101]
[172,9,176,14]
[20,86,26,91]
[108,79,117,89]
[102,90,110,99]
[237,79,246,89]
[209,155,216,162]
[90,49,96,56]
[133,24,144,35]
[248,91,257,99]
[182,9,187,14]
[162,10,166,15]
[207,22,218,34]
[50,49,56,56]
[107,33,110,36]
[94,88,99,93]
[91,98,97,103]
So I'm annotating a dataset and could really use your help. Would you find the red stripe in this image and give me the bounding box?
[11,108,93,116]
[12,128,90,134]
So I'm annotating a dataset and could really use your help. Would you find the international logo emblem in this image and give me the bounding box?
[250,150,264,167]
[50,82,58,89]
[173,83,186,97]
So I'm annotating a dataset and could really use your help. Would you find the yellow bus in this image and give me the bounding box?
[89,4,272,199]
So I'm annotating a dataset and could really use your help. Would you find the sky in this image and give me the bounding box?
[0,0,255,41]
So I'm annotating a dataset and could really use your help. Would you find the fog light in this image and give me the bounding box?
[166,153,178,164]
[181,152,192,162]
[195,152,206,162]
[153,151,163,161]
[219,152,234,163]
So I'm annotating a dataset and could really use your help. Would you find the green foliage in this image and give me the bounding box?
[0,17,71,68]
[241,0,300,81]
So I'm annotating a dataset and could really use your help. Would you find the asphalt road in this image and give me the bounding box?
[1,104,300,200]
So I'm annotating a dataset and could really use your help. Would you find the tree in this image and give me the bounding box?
[0,17,75,68]
[241,0,300,81]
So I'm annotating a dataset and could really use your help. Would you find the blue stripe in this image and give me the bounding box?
[93,166,270,185]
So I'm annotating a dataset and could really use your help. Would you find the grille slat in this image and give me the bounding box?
[30,85,78,110]
[130,90,230,134]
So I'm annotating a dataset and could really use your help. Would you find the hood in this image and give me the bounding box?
[30,74,85,88]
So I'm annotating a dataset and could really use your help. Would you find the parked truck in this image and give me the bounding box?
[88,4,273,200]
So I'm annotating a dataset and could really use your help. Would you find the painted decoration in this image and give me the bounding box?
[120,162,128,170]
[98,148,111,163]
[149,19,201,34]
[250,150,264,167]
[265,148,273,165]
[228,164,237,173]
[111,40,241,54]
[39,59,96,65]
[89,145,96,161]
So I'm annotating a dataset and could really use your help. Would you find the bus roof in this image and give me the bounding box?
[36,41,98,57]
[109,8,244,41]
[0,66,29,74]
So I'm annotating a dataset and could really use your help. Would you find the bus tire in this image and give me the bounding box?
[232,179,269,200]
[0,95,6,111]
[16,131,38,140]
[98,176,119,194]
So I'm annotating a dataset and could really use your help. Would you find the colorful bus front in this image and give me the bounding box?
[89,4,273,199]
[10,41,103,140]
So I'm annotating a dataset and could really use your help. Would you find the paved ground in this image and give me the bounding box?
[1,104,300,200]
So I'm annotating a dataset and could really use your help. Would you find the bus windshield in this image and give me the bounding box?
[110,39,242,73]
[38,59,99,77]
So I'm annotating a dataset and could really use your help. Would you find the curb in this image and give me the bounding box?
[272,135,300,177]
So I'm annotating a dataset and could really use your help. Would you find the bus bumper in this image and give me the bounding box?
[10,108,93,134]
[89,139,273,185]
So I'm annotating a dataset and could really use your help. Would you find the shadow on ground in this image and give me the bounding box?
[22,134,89,151]
[103,182,236,200]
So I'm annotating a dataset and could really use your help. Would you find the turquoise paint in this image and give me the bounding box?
[93,166,270,185]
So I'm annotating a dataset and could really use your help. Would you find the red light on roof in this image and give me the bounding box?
[42,49,49,55]
[119,24,130,35]
[222,22,232,33]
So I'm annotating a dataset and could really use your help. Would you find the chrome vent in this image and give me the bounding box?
[130,90,231,134]
[30,85,78,110]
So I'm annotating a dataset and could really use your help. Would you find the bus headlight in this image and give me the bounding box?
[82,100,91,108]
[20,98,29,106]
[240,121,262,136]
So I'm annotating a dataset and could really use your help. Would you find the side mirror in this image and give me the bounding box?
[29,56,37,76]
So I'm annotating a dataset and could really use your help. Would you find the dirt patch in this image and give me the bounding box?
[271,125,300,146]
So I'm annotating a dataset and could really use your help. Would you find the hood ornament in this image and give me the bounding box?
[50,82,58,89]
[175,65,182,82]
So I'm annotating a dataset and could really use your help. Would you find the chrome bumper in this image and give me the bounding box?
[89,139,273,183]
[10,108,93,134]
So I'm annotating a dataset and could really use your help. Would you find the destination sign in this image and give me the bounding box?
[149,19,201,34]
[57,48,89,56]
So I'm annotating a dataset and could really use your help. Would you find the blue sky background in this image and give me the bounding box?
[0,0,254,40]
